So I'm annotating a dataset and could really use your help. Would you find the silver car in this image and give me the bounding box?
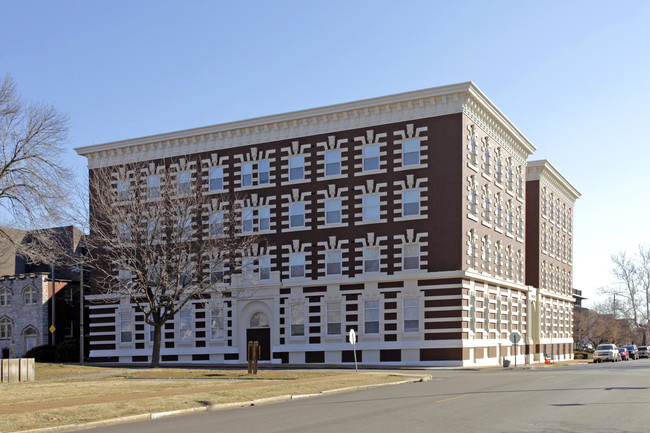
[593,344,621,363]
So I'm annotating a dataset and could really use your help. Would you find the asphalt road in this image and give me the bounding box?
[85,360,650,433]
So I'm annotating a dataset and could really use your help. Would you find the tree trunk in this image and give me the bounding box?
[151,324,162,367]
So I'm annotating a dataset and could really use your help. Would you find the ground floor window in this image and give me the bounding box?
[364,300,380,334]
[403,298,420,332]
[327,302,341,335]
[291,303,305,336]
[120,312,132,343]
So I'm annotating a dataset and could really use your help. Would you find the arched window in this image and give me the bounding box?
[23,287,38,305]
[249,312,269,328]
[0,287,10,306]
[0,317,12,339]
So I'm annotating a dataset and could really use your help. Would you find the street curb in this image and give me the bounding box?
[11,375,430,433]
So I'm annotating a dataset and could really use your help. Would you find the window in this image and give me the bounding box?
[325,198,341,224]
[242,207,254,233]
[290,252,305,278]
[468,135,477,165]
[209,166,224,191]
[241,256,256,279]
[118,268,132,283]
[209,211,224,236]
[259,206,270,231]
[178,171,191,195]
[364,300,379,334]
[495,154,503,183]
[289,155,305,181]
[291,303,305,336]
[404,298,420,332]
[516,170,523,198]
[241,162,253,187]
[363,144,379,171]
[468,179,477,215]
[118,221,131,243]
[0,317,11,339]
[117,179,130,200]
[0,287,11,306]
[211,307,225,339]
[549,195,555,220]
[482,236,490,263]
[120,312,132,343]
[495,195,503,228]
[179,310,193,341]
[468,231,477,268]
[363,194,380,221]
[363,246,380,273]
[147,218,161,243]
[506,160,513,190]
[402,138,420,166]
[483,145,491,174]
[210,262,225,283]
[180,217,192,241]
[289,202,305,228]
[326,250,342,275]
[327,302,341,335]
[250,312,269,328]
[403,244,420,270]
[148,175,160,199]
[402,189,420,217]
[23,287,38,305]
[506,249,513,278]
[325,150,341,176]
[482,187,490,222]
[258,160,270,185]
[259,256,271,280]
[506,202,513,233]
[495,243,502,274]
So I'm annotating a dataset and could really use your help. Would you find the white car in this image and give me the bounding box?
[593,344,621,363]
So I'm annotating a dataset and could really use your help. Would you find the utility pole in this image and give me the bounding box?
[51,264,56,346]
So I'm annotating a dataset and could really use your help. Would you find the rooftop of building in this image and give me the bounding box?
[75,82,537,168]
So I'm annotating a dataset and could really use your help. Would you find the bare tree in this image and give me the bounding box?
[88,161,259,367]
[599,248,650,345]
[0,74,72,239]
[638,246,650,345]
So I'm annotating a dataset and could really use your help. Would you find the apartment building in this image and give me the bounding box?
[76,82,579,366]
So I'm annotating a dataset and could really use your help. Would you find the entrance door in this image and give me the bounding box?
[246,328,271,361]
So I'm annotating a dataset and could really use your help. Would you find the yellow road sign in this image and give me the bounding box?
[49,325,56,333]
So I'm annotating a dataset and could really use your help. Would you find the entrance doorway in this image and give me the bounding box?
[246,311,270,361]
[246,328,270,361]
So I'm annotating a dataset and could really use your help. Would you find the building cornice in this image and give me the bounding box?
[76,82,536,169]
[526,160,581,204]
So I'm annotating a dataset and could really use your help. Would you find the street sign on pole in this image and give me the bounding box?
[349,329,358,372]
[509,332,521,367]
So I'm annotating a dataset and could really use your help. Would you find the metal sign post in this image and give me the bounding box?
[349,329,358,372]
[509,332,521,367]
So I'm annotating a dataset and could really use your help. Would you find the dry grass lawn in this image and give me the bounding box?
[0,364,423,432]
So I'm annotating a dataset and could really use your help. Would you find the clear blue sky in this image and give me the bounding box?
[2,0,649,307]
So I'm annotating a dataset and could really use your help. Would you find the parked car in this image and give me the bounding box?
[593,344,621,363]
[618,347,630,361]
[624,345,639,360]
[638,346,649,359]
